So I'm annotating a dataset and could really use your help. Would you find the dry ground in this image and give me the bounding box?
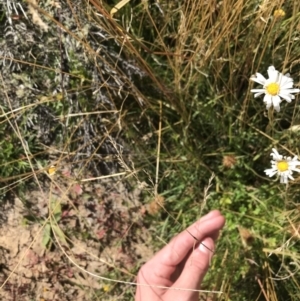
[0,166,155,301]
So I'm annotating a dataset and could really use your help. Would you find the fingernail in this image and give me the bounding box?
[199,239,214,261]
[199,242,210,254]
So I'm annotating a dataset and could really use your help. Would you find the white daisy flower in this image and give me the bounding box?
[264,148,300,184]
[250,66,300,112]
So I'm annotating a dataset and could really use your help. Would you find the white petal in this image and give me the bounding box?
[264,168,277,177]
[280,174,288,183]
[278,92,292,102]
[254,92,264,98]
[268,68,279,82]
[290,94,296,99]
[282,88,300,94]
[289,162,300,167]
[267,66,276,76]
[251,73,266,85]
[271,149,282,160]
[272,95,281,112]
[251,89,266,93]
[263,94,272,109]
[264,78,275,87]
[284,93,296,100]
[271,148,283,161]
[280,78,294,89]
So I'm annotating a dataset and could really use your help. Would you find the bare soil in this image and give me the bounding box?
[0,167,154,301]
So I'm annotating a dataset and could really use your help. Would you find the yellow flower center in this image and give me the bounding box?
[277,160,289,172]
[266,83,280,96]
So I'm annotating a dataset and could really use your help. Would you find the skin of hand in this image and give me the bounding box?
[135,210,225,301]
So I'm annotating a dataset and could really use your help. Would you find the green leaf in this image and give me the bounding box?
[52,224,67,245]
[50,197,62,222]
[42,223,51,248]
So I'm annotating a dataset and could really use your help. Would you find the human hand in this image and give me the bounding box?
[135,210,225,301]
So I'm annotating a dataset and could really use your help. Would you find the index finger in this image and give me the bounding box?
[148,210,225,268]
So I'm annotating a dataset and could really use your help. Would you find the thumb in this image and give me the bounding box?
[165,237,214,301]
